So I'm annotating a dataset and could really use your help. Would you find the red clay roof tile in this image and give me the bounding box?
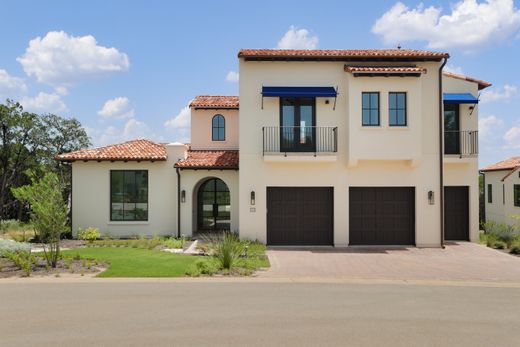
[481,157,520,172]
[175,150,239,169]
[190,96,239,109]
[55,139,167,162]
[238,49,449,60]
[443,71,492,90]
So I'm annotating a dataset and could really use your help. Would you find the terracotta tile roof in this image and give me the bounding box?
[443,71,492,90]
[190,96,239,109]
[175,150,239,169]
[238,49,449,60]
[345,66,426,74]
[481,157,520,172]
[55,139,167,162]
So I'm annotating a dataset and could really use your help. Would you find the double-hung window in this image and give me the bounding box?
[514,184,520,207]
[362,92,379,126]
[110,170,148,221]
[389,92,407,126]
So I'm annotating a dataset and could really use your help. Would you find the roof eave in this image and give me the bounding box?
[241,56,446,62]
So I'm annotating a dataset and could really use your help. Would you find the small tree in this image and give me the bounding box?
[11,172,67,267]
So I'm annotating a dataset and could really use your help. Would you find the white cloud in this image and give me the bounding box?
[372,0,520,51]
[478,115,503,137]
[480,84,518,103]
[444,64,464,74]
[226,71,239,83]
[0,69,28,99]
[503,126,520,148]
[164,106,191,143]
[17,31,129,91]
[277,26,319,49]
[98,96,135,119]
[87,118,159,146]
[20,92,67,114]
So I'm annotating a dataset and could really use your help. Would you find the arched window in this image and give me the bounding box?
[212,114,225,141]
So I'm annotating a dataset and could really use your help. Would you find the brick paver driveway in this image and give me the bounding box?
[261,242,520,283]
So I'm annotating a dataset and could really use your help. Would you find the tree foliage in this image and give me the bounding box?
[0,99,90,225]
[11,172,68,267]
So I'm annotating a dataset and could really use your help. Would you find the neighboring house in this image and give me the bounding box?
[56,48,491,247]
[480,157,520,226]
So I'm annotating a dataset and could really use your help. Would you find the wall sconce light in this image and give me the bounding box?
[250,191,255,205]
[181,190,186,203]
[428,191,434,205]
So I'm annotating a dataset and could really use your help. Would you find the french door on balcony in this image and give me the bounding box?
[444,104,460,154]
[280,97,316,152]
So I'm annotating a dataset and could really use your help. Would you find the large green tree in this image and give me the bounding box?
[0,99,90,224]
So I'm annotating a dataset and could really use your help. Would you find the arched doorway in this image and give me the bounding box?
[197,178,231,231]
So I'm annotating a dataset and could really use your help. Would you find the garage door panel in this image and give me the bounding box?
[267,187,333,246]
[350,187,415,245]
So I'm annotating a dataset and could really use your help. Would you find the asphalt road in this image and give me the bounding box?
[1,280,520,347]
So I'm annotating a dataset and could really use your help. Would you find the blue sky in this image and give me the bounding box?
[0,0,519,166]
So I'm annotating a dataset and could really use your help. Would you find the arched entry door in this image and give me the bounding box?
[198,178,231,231]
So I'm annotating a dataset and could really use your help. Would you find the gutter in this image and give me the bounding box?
[176,167,181,238]
[439,57,448,248]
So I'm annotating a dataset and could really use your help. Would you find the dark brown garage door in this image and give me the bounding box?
[349,187,415,245]
[267,187,333,246]
[444,186,469,241]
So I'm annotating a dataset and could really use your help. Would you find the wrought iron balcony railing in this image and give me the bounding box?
[444,130,478,156]
[262,126,338,155]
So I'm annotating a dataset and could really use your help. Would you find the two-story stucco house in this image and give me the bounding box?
[56,48,491,247]
[481,157,520,226]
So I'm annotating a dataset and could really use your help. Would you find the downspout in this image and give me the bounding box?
[479,170,485,225]
[438,57,448,248]
[176,167,181,238]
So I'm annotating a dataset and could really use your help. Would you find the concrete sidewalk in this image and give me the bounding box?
[261,242,520,283]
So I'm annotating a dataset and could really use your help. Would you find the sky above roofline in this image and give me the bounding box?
[1,0,519,167]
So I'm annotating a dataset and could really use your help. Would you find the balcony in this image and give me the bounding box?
[262,126,338,161]
[444,130,478,157]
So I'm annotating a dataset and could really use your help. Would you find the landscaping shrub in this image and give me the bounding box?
[185,258,219,277]
[493,241,506,249]
[11,172,68,268]
[494,223,517,249]
[211,232,246,270]
[2,250,33,276]
[481,232,497,248]
[0,238,31,255]
[162,236,186,249]
[510,246,520,255]
[77,227,101,243]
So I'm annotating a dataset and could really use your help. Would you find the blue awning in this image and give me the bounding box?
[262,86,337,98]
[443,93,479,104]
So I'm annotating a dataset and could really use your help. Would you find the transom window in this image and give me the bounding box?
[514,184,520,207]
[110,170,148,221]
[389,92,407,126]
[212,114,225,141]
[362,92,380,126]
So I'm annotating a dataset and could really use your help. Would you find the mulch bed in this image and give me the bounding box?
[0,255,105,278]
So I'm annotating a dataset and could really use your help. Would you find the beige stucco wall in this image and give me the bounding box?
[190,109,239,150]
[484,170,520,225]
[238,59,444,247]
[71,144,187,237]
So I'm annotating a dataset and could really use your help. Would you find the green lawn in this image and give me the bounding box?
[61,248,199,277]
